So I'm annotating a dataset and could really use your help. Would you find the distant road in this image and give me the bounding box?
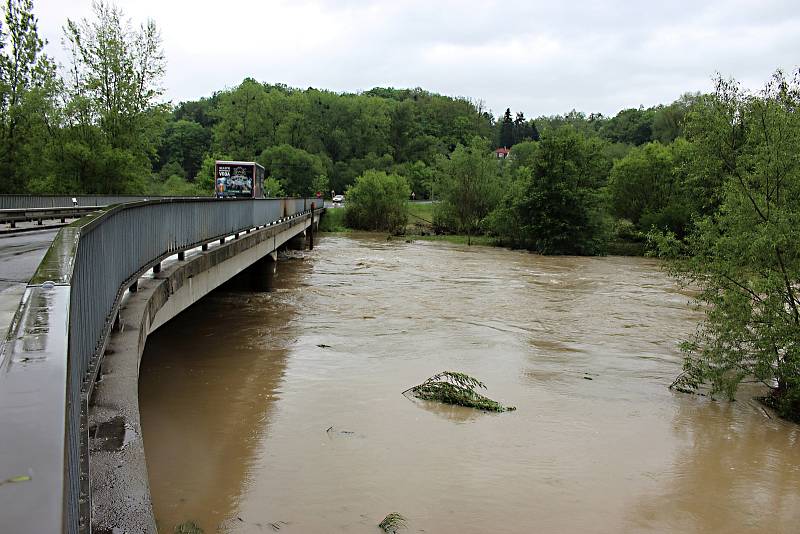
[0,228,58,291]
[0,229,59,343]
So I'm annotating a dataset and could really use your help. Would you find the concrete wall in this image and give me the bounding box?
[86,212,319,533]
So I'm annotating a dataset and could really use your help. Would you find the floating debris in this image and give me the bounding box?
[0,474,31,486]
[174,520,203,534]
[403,371,516,412]
[326,425,357,437]
[379,513,407,533]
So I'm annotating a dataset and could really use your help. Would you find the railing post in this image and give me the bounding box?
[308,203,315,250]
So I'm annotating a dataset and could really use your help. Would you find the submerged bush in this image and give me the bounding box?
[379,513,407,533]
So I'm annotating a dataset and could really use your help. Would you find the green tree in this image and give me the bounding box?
[513,111,538,144]
[61,0,167,193]
[498,108,514,148]
[344,169,410,233]
[391,159,434,199]
[659,71,800,420]
[258,143,324,196]
[0,0,59,193]
[212,78,274,160]
[529,118,540,142]
[158,119,210,180]
[602,107,654,145]
[651,92,699,144]
[508,140,537,169]
[435,136,502,244]
[487,126,611,254]
[262,176,283,197]
[608,140,694,236]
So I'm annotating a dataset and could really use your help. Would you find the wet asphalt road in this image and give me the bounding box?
[0,229,58,291]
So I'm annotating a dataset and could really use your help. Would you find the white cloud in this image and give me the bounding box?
[34,0,800,117]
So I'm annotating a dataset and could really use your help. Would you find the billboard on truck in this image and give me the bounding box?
[214,161,266,198]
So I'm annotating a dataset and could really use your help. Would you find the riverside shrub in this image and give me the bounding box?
[344,170,410,233]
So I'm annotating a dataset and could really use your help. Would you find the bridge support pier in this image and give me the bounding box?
[286,231,306,250]
[248,252,277,292]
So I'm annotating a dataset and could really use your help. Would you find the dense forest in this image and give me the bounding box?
[0,0,693,203]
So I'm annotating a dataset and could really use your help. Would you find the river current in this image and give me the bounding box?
[139,233,800,533]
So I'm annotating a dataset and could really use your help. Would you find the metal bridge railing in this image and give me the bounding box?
[0,197,317,534]
[0,194,205,209]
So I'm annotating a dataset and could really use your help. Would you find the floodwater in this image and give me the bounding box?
[139,234,800,534]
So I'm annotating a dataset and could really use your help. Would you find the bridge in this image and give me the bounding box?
[0,197,323,534]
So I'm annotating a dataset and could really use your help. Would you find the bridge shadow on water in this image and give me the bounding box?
[138,251,313,533]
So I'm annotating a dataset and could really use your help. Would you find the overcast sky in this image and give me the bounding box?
[35,0,800,118]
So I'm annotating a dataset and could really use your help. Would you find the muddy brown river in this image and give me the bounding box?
[139,234,800,533]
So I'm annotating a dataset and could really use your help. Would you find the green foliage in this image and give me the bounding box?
[608,140,695,236]
[487,126,611,255]
[508,140,537,169]
[601,107,655,145]
[318,207,347,232]
[392,160,434,199]
[344,170,409,233]
[263,176,284,197]
[145,174,206,196]
[258,143,325,197]
[379,513,407,533]
[174,521,203,534]
[195,154,224,193]
[534,109,606,139]
[204,81,493,195]
[404,371,516,412]
[657,70,800,420]
[0,0,61,193]
[499,108,514,148]
[158,119,210,179]
[50,1,168,193]
[434,137,502,243]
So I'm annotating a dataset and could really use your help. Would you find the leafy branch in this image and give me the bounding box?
[403,371,516,412]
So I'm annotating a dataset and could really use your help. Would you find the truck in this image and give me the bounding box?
[214,161,266,198]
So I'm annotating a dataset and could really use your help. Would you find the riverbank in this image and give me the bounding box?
[321,203,645,254]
